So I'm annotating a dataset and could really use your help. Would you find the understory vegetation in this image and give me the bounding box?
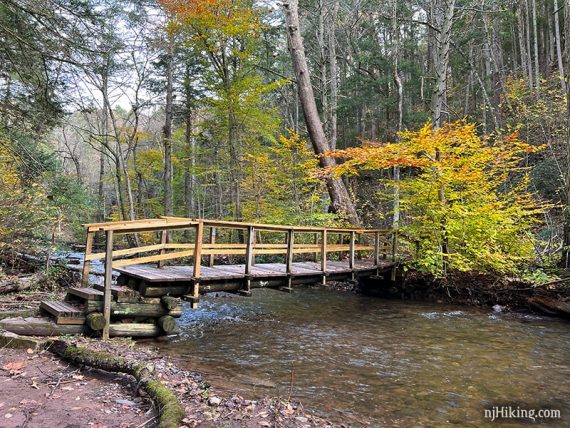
[1,0,570,280]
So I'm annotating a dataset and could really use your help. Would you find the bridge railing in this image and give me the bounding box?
[81,217,403,339]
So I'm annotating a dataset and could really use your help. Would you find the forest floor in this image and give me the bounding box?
[0,333,327,428]
[0,256,569,427]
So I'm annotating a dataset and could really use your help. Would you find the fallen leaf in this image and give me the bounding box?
[2,361,26,372]
[31,381,39,389]
[26,348,34,354]
[4,413,12,419]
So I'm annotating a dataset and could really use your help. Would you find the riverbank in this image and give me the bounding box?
[0,334,328,427]
[360,269,570,319]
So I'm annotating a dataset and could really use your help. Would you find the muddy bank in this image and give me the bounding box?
[359,269,570,319]
[0,335,328,428]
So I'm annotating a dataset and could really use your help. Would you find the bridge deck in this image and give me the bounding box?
[116,260,395,284]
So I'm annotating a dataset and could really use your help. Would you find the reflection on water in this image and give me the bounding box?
[157,288,570,426]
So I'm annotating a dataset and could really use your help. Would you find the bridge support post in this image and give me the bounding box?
[81,231,94,286]
[281,229,294,292]
[190,221,204,309]
[102,230,114,340]
[349,231,356,281]
[321,229,327,285]
[158,230,168,268]
[208,227,216,267]
[239,226,255,296]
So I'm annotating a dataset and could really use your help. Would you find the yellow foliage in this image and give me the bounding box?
[328,121,545,274]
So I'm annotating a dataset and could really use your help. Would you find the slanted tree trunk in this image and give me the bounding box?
[282,0,360,225]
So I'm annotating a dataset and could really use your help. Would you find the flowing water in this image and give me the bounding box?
[157,288,569,426]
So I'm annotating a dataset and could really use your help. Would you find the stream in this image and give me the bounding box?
[156,287,570,426]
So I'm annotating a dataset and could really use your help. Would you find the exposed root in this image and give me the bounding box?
[46,340,184,428]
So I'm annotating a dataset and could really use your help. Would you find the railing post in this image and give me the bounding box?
[349,231,355,281]
[320,229,327,285]
[391,230,398,281]
[374,231,380,267]
[392,230,398,262]
[241,226,254,296]
[81,231,93,286]
[313,232,319,262]
[283,229,294,292]
[158,229,168,268]
[208,226,216,267]
[191,221,204,309]
[102,230,113,340]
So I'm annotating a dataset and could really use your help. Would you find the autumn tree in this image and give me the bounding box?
[329,121,543,275]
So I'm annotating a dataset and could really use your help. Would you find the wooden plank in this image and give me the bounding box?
[191,222,203,308]
[112,249,195,268]
[245,226,254,275]
[286,229,294,274]
[208,226,216,267]
[93,284,138,299]
[321,230,327,274]
[86,218,197,233]
[102,230,113,340]
[67,287,104,301]
[158,230,168,268]
[374,231,380,266]
[160,216,387,233]
[81,232,93,286]
[86,243,167,261]
[193,222,204,278]
[349,231,355,269]
[40,301,84,317]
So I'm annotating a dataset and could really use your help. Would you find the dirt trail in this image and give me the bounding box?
[0,348,155,428]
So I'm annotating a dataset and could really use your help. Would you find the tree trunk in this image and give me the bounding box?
[431,0,455,272]
[282,0,360,225]
[163,35,174,217]
[327,0,339,150]
[392,0,403,229]
[563,0,570,267]
[531,0,540,92]
[554,0,566,92]
[524,0,534,89]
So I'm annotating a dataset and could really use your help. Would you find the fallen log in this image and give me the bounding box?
[157,316,177,334]
[85,301,182,318]
[160,296,179,311]
[47,340,184,428]
[0,274,37,294]
[0,316,85,336]
[86,312,106,331]
[528,296,570,319]
[108,323,161,337]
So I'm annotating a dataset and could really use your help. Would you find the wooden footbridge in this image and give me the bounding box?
[2,217,413,339]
